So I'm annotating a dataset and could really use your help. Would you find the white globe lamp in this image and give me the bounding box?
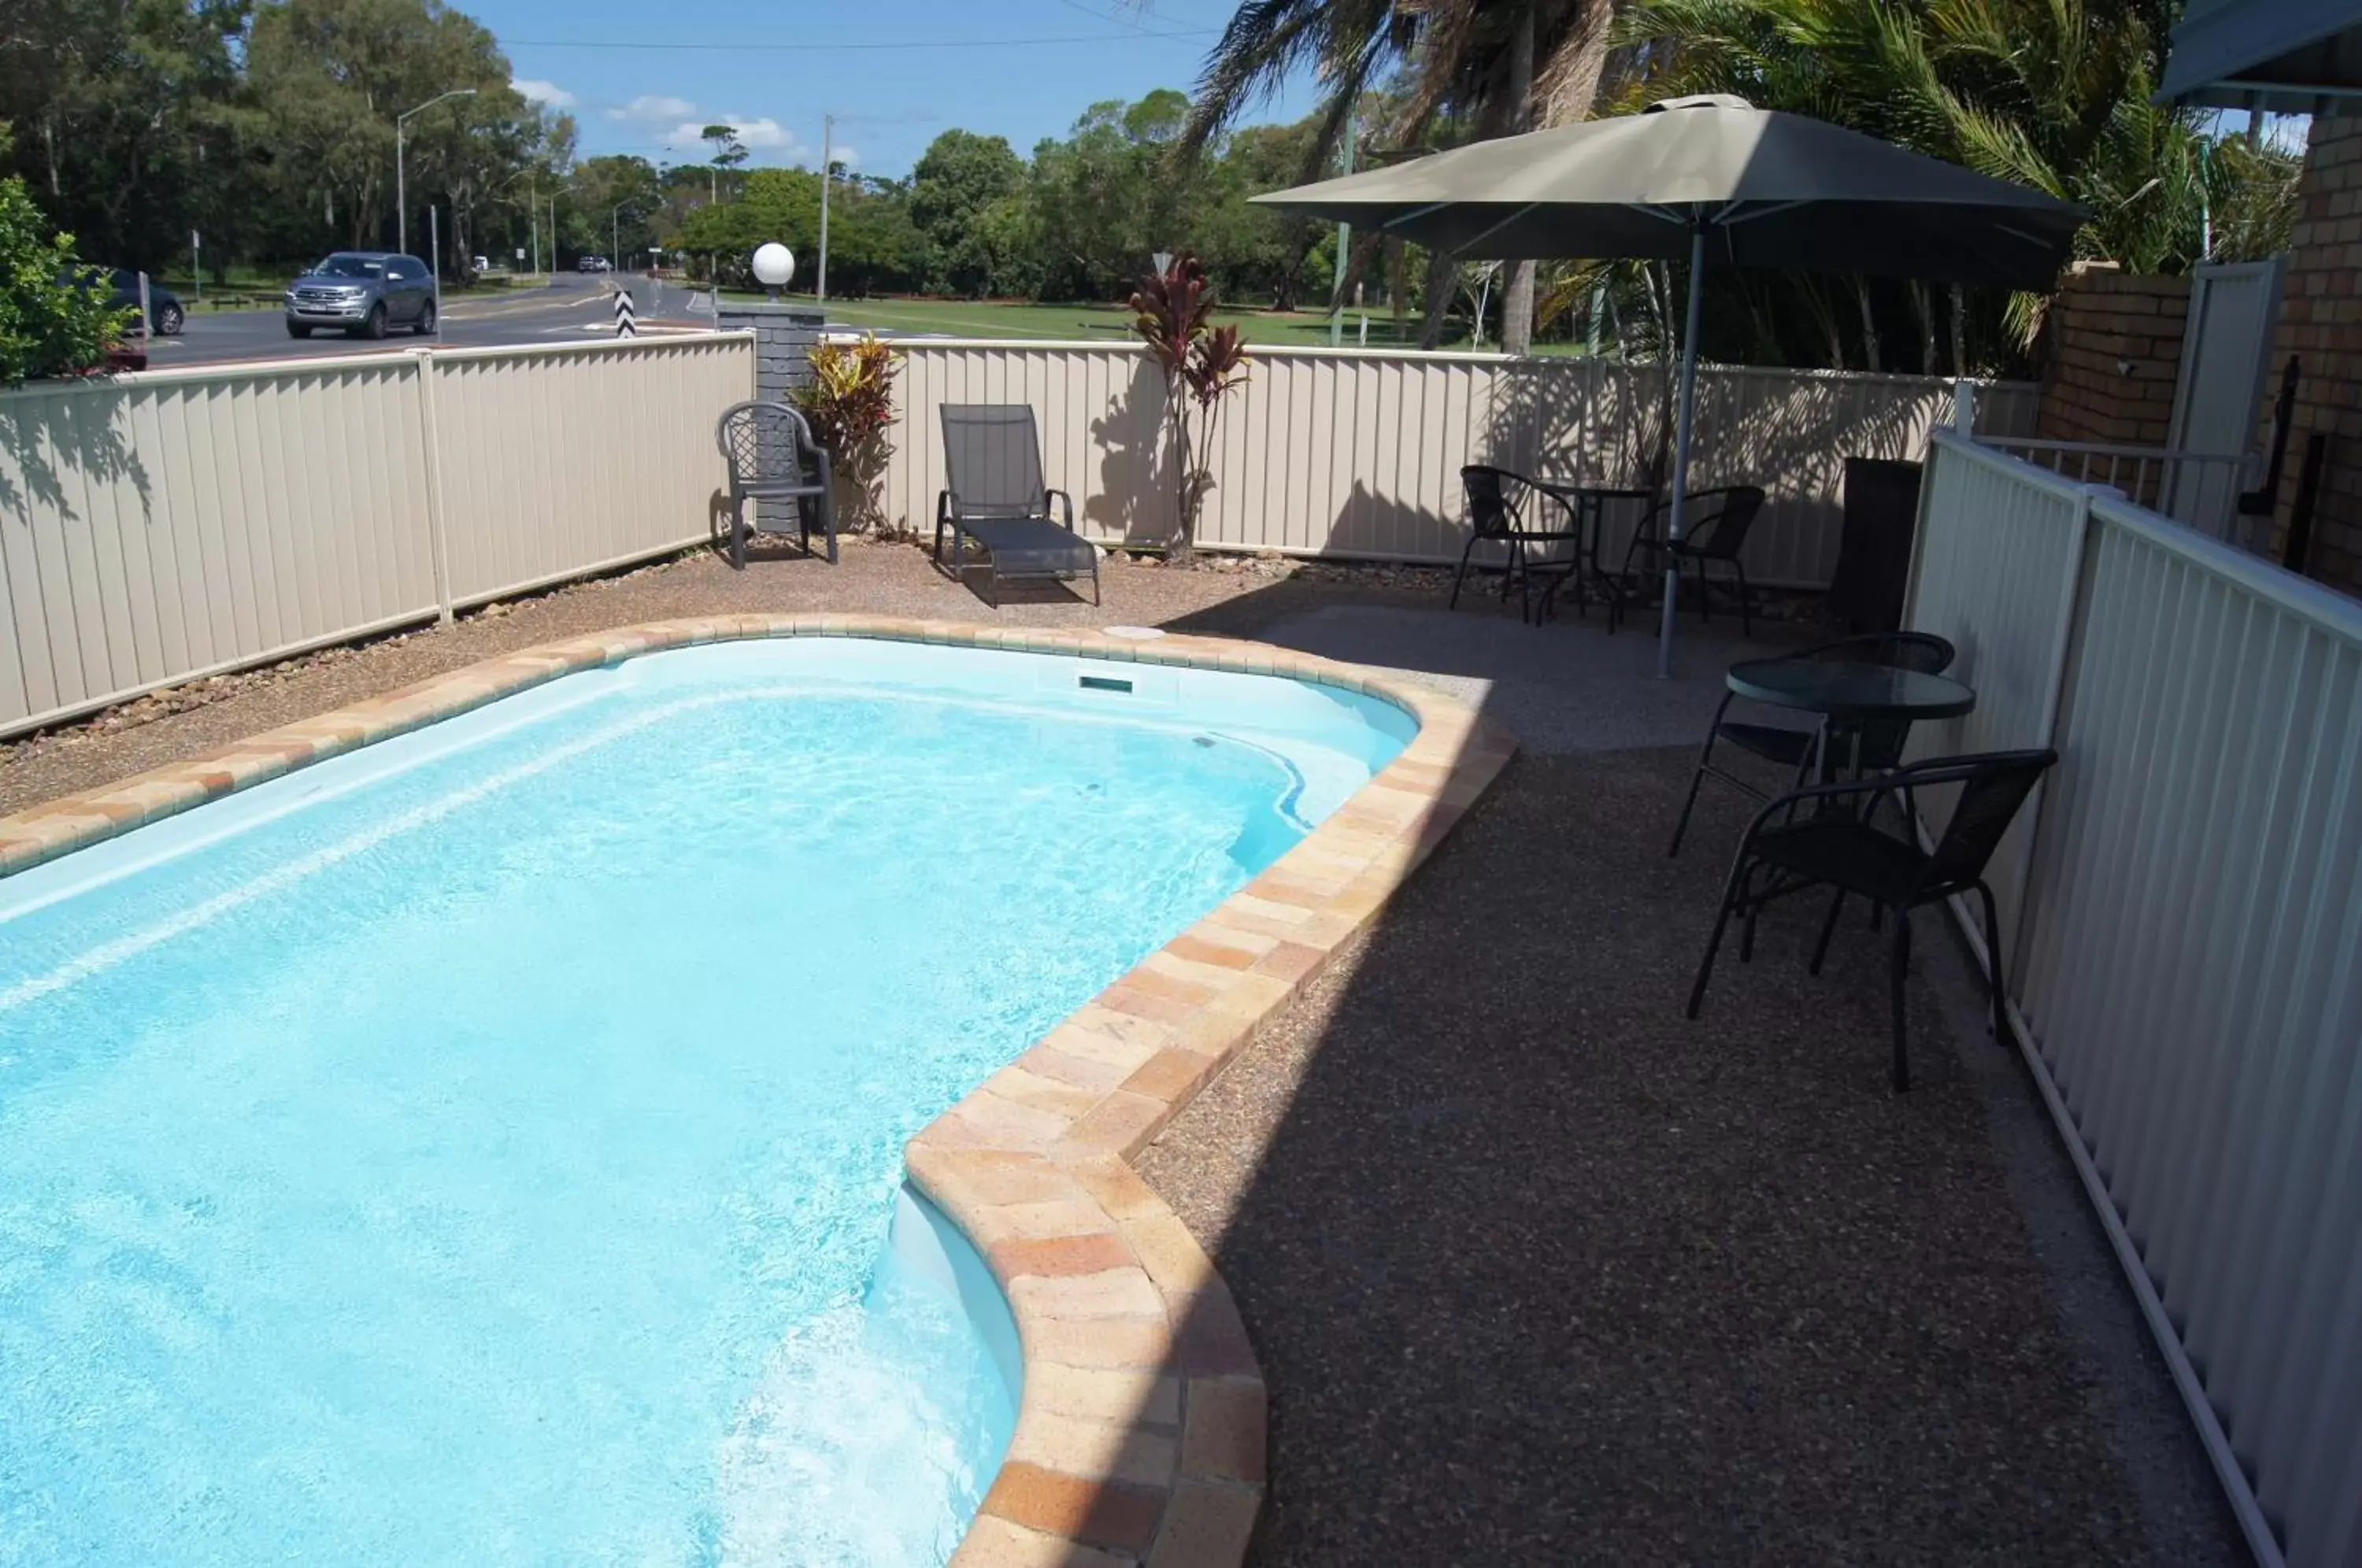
[751,242,795,299]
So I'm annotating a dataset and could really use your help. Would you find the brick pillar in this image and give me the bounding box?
[2034,262,2193,448]
[715,301,827,401]
[2263,114,2362,596]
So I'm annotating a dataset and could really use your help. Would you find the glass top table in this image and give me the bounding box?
[1726,657,1977,722]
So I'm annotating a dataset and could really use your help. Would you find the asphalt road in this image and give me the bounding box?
[148,272,713,368]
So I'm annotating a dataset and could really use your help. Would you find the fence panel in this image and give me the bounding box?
[430,335,754,605]
[1899,435,2092,944]
[1905,434,2362,1568]
[0,335,756,741]
[0,358,437,736]
[874,341,2036,586]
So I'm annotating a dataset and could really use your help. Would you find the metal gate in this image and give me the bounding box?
[2165,257,2286,544]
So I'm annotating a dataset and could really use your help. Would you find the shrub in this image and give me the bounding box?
[795,335,901,533]
[1131,253,1249,560]
[0,173,125,384]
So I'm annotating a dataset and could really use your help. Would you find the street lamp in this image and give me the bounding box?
[485,166,537,274]
[397,88,478,258]
[751,243,794,301]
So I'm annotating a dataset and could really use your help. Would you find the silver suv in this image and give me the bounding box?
[284,252,438,339]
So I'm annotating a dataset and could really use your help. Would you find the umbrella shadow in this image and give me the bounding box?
[1481,358,1950,584]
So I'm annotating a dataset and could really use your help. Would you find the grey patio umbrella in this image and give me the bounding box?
[1253,94,2085,675]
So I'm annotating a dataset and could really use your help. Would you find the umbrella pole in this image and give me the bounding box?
[1658,224,1707,679]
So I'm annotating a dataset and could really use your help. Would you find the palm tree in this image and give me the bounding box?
[1181,0,1617,351]
[1609,0,2300,361]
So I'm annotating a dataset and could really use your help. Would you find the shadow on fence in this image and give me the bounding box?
[1084,357,1174,547]
[1478,361,1954,583]
[0,381,151,523]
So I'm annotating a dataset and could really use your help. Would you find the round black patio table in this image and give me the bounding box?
[1726,657,1976,721]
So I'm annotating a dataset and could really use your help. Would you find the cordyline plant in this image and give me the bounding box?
[794,334,901,534]
[1130,253,1249,562]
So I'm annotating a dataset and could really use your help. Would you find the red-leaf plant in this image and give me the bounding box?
[1130,253,1249,561]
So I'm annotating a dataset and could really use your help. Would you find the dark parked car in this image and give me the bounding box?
[62,268,184,335]
[283,252,438,339]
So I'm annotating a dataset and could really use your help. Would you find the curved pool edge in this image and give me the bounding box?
[0,615,1519,1568]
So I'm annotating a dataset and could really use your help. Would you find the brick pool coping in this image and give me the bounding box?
[0,616,1516,1567]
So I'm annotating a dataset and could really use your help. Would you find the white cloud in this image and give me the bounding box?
[668,115,801,155]
[724,116,792,150]
[612,94,699,124]
[826,144,860,169]
[513,78,576,109]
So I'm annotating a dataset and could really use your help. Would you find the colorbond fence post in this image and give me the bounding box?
[411,349,457,624]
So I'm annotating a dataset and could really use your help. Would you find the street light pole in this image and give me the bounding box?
[817,114,834,303]
[397,87,478,256]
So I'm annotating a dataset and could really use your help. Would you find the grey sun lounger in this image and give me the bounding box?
[933,404,1101,607]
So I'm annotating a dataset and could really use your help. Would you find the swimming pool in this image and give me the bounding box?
[0,636,1413,1567]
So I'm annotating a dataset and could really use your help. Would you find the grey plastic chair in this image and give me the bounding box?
[1617,486,1768,635]
[716,400,835,568]
[1685,748,2059,1091]
[935,405,1099,606]
[1451,465,1584,624]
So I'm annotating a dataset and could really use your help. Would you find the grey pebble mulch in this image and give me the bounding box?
[1135,738,2247,1566]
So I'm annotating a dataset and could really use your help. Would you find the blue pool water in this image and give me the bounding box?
[0,639,1412,1567]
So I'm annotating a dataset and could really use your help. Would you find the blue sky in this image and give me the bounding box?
[479,0,1312,178]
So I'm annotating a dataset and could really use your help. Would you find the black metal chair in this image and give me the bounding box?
[1618,486,1768,636]
[1666,631,1957,858]
[935,405,1098,607]
[1685,749,2059,1092]
[1450,465,1583,624]
[716,400,836,568]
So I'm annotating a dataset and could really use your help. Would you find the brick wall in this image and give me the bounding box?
[2264,114,2362,594]
[2035,263,2193,446]
[715,301,827,400]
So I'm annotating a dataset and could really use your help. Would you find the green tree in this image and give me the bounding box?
[0,0,254,272]
[567,153,663,263]
[700,124,746,202]
[909,130,1024,294]
[0,127,126,382]
[1183,1,1620,349]
[244,0,560,261]
[671,166,820,285]
[1027,90,1199,301]
[1193,120,1320,308]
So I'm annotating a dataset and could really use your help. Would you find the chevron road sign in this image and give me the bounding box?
[613,290,636,338]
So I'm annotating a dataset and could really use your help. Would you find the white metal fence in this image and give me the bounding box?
[1905,430,2362,1568]
[872,341,2036,588]
[1980,434,2251,548]
[0,335,754,740]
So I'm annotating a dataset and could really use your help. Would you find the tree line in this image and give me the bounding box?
[1,0,594,279]
[672,91,1328,308]
[1177,0,2302,371]
[0,0,2308,381]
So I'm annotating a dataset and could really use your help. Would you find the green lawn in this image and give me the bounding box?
[736,292,1590,354]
